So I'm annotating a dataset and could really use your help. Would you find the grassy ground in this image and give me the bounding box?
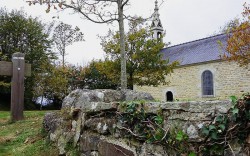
[0,111,59,156]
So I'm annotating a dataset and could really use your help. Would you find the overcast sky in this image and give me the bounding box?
[0,0,246,65]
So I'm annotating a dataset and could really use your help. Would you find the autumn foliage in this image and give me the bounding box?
[224,3,250,66]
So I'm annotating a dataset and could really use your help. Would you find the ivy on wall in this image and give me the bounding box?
[201,94,250,155]
[117,94,250,155]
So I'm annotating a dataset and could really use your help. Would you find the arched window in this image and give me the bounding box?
[202,70,214,96]
[166,91,173,102]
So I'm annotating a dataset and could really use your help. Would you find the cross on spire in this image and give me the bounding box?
[155,0,159,12]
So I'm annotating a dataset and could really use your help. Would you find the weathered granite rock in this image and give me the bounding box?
[73,112,84,146]
[84,117,116,134]
[146,100,231,114]
[139,143,167,156]
[80,134,135,156]
[124,90,154,101]
[186,124,199,139]
[98,141,134,156]
[43,112,63,133]
[80,134,100,153]
[82,102,118,113]
[62,89,154,109]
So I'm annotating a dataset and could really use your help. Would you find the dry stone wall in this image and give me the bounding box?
[43,89,248,156]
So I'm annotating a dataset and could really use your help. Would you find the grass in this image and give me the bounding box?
[0,111,59,156]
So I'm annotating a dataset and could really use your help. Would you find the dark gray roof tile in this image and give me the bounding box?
[161,33,228,66]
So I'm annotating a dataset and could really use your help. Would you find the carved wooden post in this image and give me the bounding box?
[11,52,25,121]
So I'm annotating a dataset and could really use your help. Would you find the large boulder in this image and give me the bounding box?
[62,89,154,110]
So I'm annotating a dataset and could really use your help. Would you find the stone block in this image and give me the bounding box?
[84,118,116,135]
[167,111,212,121]
[139,143,167,156]
[98,141,134,156]
[62,89,154,110]
[80,134,100,152]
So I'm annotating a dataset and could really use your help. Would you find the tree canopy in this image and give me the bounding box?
[53,22,84,67]
[83,60,118,90]
[223,3,250,66]
[100,19,178,89]
[27,0,162,90]
[0,8,55,108]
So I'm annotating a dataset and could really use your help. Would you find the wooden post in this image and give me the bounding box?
[0,53,31,121]
[11,53,25,121]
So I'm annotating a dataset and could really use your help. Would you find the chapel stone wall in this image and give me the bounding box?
[135,61,250,101]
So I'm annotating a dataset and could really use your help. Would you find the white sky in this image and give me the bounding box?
[0,0,246,66]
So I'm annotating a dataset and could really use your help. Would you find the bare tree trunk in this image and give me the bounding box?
[40,95,43,110]
[117,0,127,90]
[62,46,65,68]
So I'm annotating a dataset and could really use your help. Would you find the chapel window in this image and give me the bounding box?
[202,70,214,96]
[166,91,173,102]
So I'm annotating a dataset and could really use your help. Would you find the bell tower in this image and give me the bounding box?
[151,0,164,40]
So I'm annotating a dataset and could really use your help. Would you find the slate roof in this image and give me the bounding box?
[161,33,228,66]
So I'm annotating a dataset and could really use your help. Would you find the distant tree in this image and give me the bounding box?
[83,60,118,89]
[0,8,55,108]
[209,18,240,37]
[33,63,70,109]
[53,22,84,67]
[223,3,250,66]
[27,0,163,90]
[66,65,85,90]
[100,19,178,89]
[219,18,240,34]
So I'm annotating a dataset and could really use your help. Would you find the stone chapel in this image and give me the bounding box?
[135,1,250,101]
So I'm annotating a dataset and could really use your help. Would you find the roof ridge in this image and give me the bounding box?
[165,33,227,49]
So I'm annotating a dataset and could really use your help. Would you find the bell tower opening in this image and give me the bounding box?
[151,0,164,40]
[157,32,162,39]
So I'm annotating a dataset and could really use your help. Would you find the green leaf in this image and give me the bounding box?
[209,125,216,131]
[216,115,223,122]
[154,128,164,141]
[232,108,239,115]
[146,137,154,143]
[154,115,163,124]
[154,133,163,141]
[218,124,226,131]
[211,132,218,140]
[176,130,186,141]
[202,128,210,136]
[230,95,238,104]
[188,152,196,156]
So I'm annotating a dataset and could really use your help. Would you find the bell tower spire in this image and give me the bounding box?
[151,0,164,40]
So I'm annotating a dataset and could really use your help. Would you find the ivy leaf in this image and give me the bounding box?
[209,125,216,131]
[232,108,239,115]
[154,133,162,141]
[154,115,163,124]
[146,137,155,143]
[218,124,226,131]
[211,132,218,140]
[176,130,186,141]
[188,152,196,156]
[216,115,223,122]
[202,128,210,136]
[230,95,238,105]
